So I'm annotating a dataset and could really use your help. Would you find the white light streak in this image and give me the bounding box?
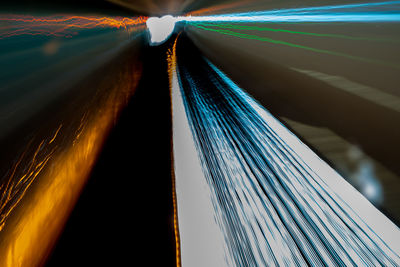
[172,47,400,265]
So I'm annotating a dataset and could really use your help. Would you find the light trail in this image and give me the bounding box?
[190,23,400,69]
[171,36,400,266]
[0,66,142,267]
[178,1,400,23]
[0,31,143,265]
[193,22,400,42]
[1,1,399,265]
[0,15,147,39]
[170,36,229,267]
[167,36,182,267]
[0,137,57,232]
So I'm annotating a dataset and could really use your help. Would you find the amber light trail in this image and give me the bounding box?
[167,35,182,267]
[0,15,148,38]
[0,65,142,266]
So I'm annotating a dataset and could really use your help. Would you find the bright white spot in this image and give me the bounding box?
[359,162,383,204]
[146,15,176,45]
[364,183,377,200]
[346,145,383,205]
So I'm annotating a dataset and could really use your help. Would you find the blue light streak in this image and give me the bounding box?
[173,46,400,265]
[178,1,400,23]
[198,1,400,16]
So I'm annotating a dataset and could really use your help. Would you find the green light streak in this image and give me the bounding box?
[192,24,400,69]
[196,22,397,42]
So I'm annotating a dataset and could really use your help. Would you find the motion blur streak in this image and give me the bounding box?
[167,36,181,267]
[194,23,399,42]
[171,36,228,267]
[191,24,400,69]
[0,15,147,38]
[0,73,141,267]
[0,46,142,267]
[180,1,400,22]
[0,138,56,232]
[173,37,400,266]
[187,0,256,16]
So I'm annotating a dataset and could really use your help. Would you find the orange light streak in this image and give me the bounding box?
[0,15,148,39]
[49,124,63,144]
[0,139,56,232]
[0,60,142,266]
[167,35,181,267]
